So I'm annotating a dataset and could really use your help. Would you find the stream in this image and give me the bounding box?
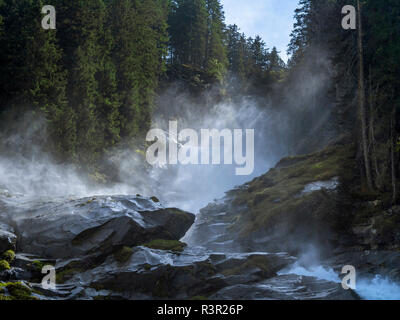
[1,174,400,300]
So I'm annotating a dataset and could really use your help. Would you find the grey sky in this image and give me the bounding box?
[221,0,299,62]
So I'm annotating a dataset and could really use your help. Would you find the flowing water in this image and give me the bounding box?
[1,99,399,300]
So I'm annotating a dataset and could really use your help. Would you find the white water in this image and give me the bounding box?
[357,276,400,300]
[280,262,400,300]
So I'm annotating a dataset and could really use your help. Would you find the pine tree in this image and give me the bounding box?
[0,0,75,158]
[109,0,168,140]
[268,47,285,72]
[97,5,121,149]
[249,35,269,74]
[205,0,227,81]
[169,0,208,68]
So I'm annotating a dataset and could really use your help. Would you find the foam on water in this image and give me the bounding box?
[278,262,340,283]
[357,275,400,300]
[280,262,400,300]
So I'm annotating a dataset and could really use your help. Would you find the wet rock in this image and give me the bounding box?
[328,250,400,283]
[143,239,187,252]
[210,274,359,300]
[296,177,339,198]
[215,253,296,280]
[0,223,17,253]
[6,195,194,259]
[86,256,225,299]
[0,267,32,281]
[190,143,355,254]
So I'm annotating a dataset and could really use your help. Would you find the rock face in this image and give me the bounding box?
[210,274,359,300]
[4,195,194,259]
[0,222,17,253]
[0,192,360,301]
[189,142,355,254]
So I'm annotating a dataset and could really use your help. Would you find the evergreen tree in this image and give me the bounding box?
[249,35,269,75]
[169,0,208,68]
[59,0,107,163]
[97,4,121,150]
[205,0,227,81]
[268,47,285,72]
[0,0,75,157]
[226,25,244,79]
[109,0,168,139]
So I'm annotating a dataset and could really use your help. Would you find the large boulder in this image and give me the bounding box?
[6,195,194,259]
[54,248,295,300]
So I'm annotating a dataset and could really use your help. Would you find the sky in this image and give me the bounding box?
[221,0,299,62]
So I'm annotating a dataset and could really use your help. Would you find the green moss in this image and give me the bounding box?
[32,260,45,271]
[113,246,133,264]
[0,260,10,271]
[227,142,355,238]
[0,282,38,300]
[6,283,37,300]
[55,262,83,284]
[221,256,275,277]
[56,268,82,284]
[144,239,187,252]
[78,197,97,207]
[2,250,15,263]
[135,149,146,158]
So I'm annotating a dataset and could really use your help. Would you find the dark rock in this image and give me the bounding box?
[5,195,194,259]
[328,250,400,283]
[215,253,295,280]
[210,274,360,300]
[86,254,225,299]
[0,222,17,253]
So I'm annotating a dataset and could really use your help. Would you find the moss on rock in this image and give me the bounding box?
[0,260,10,271]
[55,261,83,284]
[230,144,354,236]
[113,246,133,264]
[0,282,38,300]
[32,260,45,271]
[2,250,15,262]
[144,239,187,252]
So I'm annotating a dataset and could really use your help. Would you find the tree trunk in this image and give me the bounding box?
[391,110,397,203]
[368,68,380,189]
[357,0,374,191]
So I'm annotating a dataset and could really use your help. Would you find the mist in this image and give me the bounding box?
[142,93,291,212]
[0,57,335,215]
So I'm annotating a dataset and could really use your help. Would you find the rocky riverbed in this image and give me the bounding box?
[0,192,358,300]
[1,140,400,300]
